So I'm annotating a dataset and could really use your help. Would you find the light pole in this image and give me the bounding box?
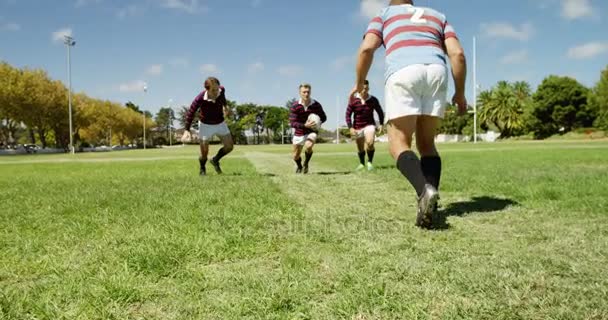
[64,35,76,154]
[168,99,173,146]
[335,96,340,144]
[473,36,478,144]
[143,84,147,150]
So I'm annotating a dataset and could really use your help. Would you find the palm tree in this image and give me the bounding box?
[477,81,531,138]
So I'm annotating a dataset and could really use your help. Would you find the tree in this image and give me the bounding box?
[0,62,22,146]
[264,106,290,143]
[438,105,473,135]
[530,76,591,138]
[155,107,175,143]
[125,101,141,114]
[591,65,608,131]
[477,81,530,138]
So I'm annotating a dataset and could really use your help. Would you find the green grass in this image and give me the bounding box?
[1,141,607,319]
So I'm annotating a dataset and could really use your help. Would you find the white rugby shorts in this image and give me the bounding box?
[198,121,230,142]
[292,133,318,146]
[384,64,448,121]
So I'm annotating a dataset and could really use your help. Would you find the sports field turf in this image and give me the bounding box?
[1,141,607,319]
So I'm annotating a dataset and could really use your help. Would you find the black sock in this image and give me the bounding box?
[213,147,228,162]
[304,151,313,166]
[367,149,375,163]
[396,151,427,197]
[295,158,302,169]
[421,156,442,190]
[358,151,365,165]
[199,157,207,170]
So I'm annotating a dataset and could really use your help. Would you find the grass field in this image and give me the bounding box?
[1,141,607,319]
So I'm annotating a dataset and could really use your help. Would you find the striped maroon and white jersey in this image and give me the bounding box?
[185,87,227,130]
[346,94,384,129]
[290,99,327,136]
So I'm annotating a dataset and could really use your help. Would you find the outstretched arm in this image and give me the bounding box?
[351,34,383,98]
[185,93,203,130]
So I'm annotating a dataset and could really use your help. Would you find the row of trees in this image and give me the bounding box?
[0,62,156,149]
[2,60,607,149]
[442,65,608,139]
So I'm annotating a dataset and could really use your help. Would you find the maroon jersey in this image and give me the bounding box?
[185,86,227,130]
[346,95,384,130]
[289,99,327,136]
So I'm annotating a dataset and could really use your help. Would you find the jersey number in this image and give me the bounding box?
[410,8,427,24]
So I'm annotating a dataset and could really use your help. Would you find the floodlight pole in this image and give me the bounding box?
[64,35,76,154]
[336,96,340,144]
[473,36,478,144]
[143,84,147,150]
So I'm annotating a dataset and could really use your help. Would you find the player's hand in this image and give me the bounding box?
[349,83,364,100]
[350,128,357,137]
[304,121,314,129]
[452,93,468,115]
[181,131,192,143]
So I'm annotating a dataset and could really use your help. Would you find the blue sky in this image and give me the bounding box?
[1,0,607,129]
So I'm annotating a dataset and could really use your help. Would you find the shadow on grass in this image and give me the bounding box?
[367,165,395,171]
[314,171,352,176]
[432,196,519,230]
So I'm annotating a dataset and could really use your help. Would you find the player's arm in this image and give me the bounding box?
[318,105,328,124]
[352,34,382,97]
[374,99,385,131]
[219,90,232,117]
[185,93,203,131]
[182,93,202,141]
[444,23,467,114]
[346,102,357,136]
[345,103,353,129]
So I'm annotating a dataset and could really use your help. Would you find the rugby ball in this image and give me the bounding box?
[307,113,322,131]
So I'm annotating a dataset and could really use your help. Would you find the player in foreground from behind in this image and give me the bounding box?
[346,80,385,171]
[182,77,234,175]
[351,0,467,228]
[289,83,327,174]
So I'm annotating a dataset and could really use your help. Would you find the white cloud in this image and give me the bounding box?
[480,22,534,41]
[157,0,207,14]
[200,64,220,74]
[247,62,264,74]
[169,57,189,67]
[1,22,20,31]
[567,42,608,59]
[277,65,303,77]
[360,0,385,19]
[561,0,594,20]
[75,0,101,7]
[146,64,163,76]
[52,28,73,43]
[500,50,529,65]
[117,5,140,19]
[119,80,147,93]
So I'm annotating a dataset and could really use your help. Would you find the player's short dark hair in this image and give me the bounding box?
[204,77,220,90]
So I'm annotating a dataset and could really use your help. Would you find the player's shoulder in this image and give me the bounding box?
[291,101,302,109]
[419,6,447,22]
[196,90,206,99]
